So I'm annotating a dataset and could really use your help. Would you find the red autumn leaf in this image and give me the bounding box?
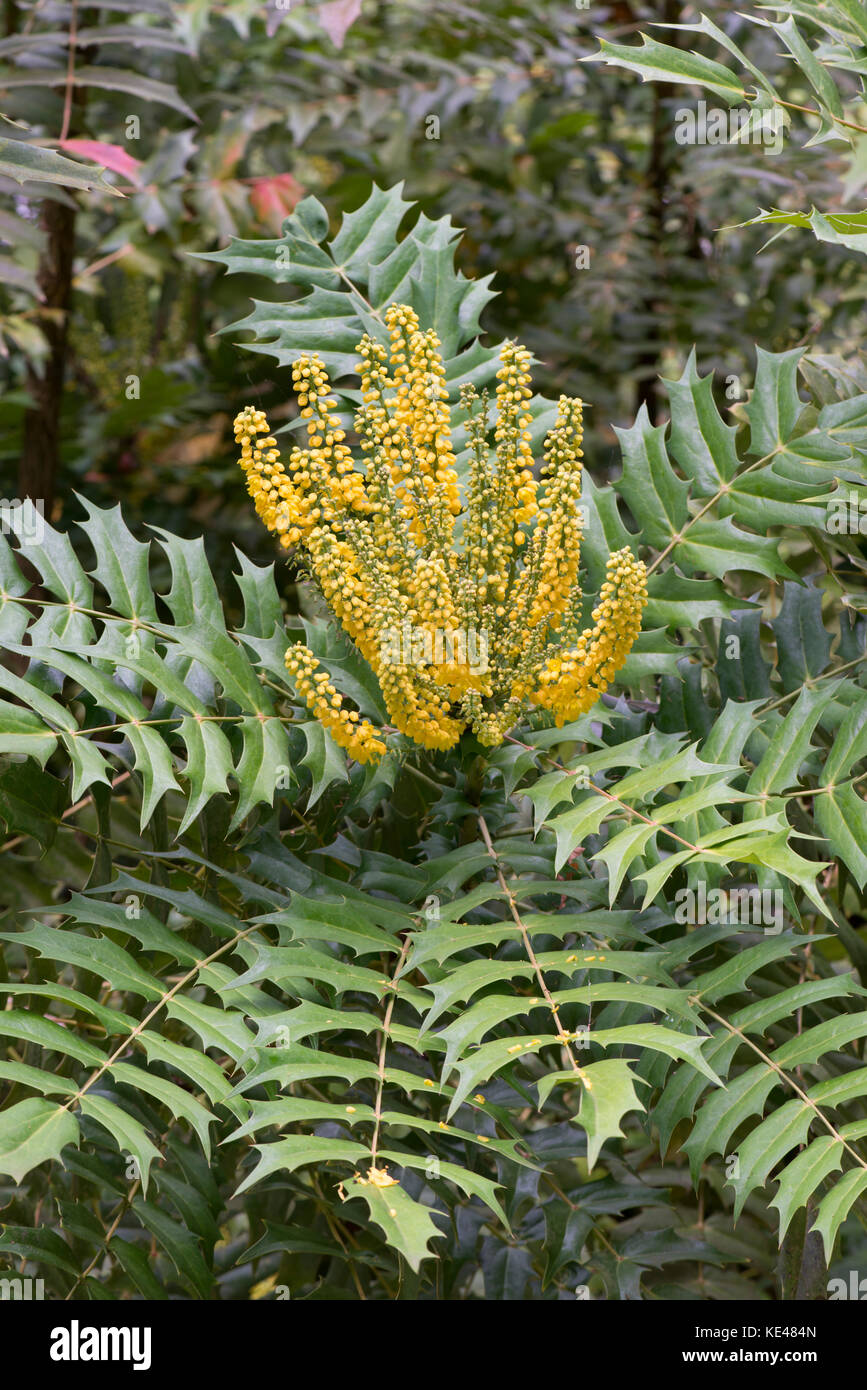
[319,0,362,49]
[248,172,304,232]
[57,140,142,186]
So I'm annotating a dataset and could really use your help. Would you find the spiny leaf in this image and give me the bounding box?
[234,1136,369,1194]
[0,136,124,193]
[811,1169,867,1261]
[79,1093,162,1197]
[0,1099,80,1184]
[343,1177,443,1272]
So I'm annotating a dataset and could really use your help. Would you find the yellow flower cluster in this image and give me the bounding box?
[234,304,647,758]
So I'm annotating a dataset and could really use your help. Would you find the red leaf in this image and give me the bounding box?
[58,140,142,186]
[249,173,304,232]
[319,0,362,49]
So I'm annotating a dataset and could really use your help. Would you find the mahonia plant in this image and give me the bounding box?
[234,304,647,760]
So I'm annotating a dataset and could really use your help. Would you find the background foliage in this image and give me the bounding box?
[2,0,867,1301]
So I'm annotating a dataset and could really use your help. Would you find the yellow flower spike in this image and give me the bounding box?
[233,406,315,548]
[533,547,648,726]
[289,355,371,524]
[237,304,647,763]
[489,340,536,597]
[285,643,386,764]
[526,395,585,633]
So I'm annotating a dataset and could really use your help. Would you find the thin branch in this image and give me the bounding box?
[369,935,411,1169]
[58,0,77,144]
[478,814,589,1072]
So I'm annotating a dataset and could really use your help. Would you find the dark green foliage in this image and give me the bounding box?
[2,1,867,1303]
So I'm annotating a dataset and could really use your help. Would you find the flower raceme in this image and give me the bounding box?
[234,304,647,761]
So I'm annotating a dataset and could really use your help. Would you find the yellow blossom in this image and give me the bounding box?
[234,306,647,760]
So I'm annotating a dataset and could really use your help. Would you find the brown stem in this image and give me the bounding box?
[634,0,681,424]
[478,814,588,1073]
[369,935,411,1169]
[19,198,76,515]
[19,1,96,515]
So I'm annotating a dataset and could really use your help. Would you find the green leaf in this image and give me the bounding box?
[0,1010,106,1068]
[770,1136,844,1243]
[230,716,292,829]
[131,1196,213,1299]
[0,1223,78,1276]
[0,137,123,193]
[591,1024,720,1085]
[770,16,844,123]
[771,582,832,692]
[138,1033,237,1112]
[175,716,233,836]
[739,207,867,256]
[1,67,197,120]
[204,182,498,384]
[0,761,65,849]
[814,695,867,887]
[676,517,790,582]
[645,570,752,628]
[745,347,808,456]
[234,1135,369,1194]
[343,1177,442,1272]
[666,349,740,491]
[0,922,164,1000]
[747,685,839,795]
[164,995,255,1064]
[728,1098,815,1219]
[110,1062,215,1159]
[380,1151,508,1226]
[548,1059,648,1170]
[300,720,349,807]
[0,1099,79,1183]
[811,1169,867,1261]
[584,35,747,103]
[548,796,610,874]
[614,404,689,549]
[123,722,183,829]
[0,1060,78,1097]
[78,1093,162,1196]
[76,496,157,621]
[109,1237,168,1300]
[0,699,58,765]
